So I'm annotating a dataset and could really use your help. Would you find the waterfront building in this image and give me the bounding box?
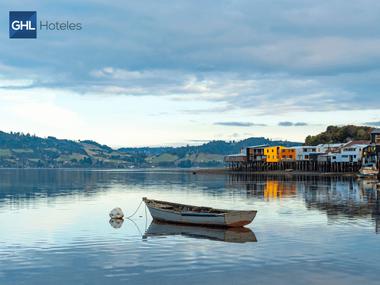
[291,146,319,160]
[264,146,296,163]
[317,153,334,162]
[371,128,380,144]
[264,146,282,163]
[363,129,380,168]
[280,148,296,161]
[316,143,346,154]
[246,145,268,162]
[224,151,247,163]
[338,142,368,163]
[316,142,367,163]
[308,152,325,161]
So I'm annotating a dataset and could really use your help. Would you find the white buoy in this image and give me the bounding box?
[109,207,124,219]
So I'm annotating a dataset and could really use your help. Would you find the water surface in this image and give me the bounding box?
[0,169,379,285]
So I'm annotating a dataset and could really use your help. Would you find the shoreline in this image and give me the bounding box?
[189,168,360,177]
[0,167,375,179]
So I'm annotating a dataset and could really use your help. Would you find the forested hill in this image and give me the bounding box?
[0,131,142,168]
[0,131,301,168]
[305,125,373,145]
[119,137,301,156]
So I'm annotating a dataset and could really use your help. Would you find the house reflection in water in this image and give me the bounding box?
[263,180,296,200]
[226,174,380,233]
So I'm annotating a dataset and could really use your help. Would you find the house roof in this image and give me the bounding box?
[246,144,269,149]
[290,146,317,149]
[343,140,370,147]
[371,128,380,134]
[308,152,325,156]
[226,153,246,157]
[317,143,345,148]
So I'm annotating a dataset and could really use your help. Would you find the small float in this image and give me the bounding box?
[143,197,257,227]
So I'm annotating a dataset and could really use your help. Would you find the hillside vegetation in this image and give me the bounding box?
[305,125,372,145]
[0,131,141,168]
[0,131,301,168]
[119,137,300,156]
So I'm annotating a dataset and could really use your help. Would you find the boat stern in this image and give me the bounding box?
[225,211,257,227]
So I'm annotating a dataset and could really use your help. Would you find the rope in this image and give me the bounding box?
[126,217,143,236]
[144,202,148,232]
[125,200,144,219]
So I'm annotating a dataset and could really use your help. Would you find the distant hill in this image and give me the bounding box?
[305,125,373,146]
[119,137,301,156]
[0,131,140,168]
[119,137,301,167]
[0,131,301,168]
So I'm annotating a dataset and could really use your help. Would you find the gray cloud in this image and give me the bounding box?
[278,121,294,127]
[278,121,308,127]
[214,121,267,127]
[294,122,308,126]
[2,0,380,75]
[1,0,380,113]
[83,69,380,114]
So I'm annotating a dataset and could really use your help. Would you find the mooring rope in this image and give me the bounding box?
[144,201,148,232]
[123,199,149,237]
[125,200,144,219]
[126,217,143,236]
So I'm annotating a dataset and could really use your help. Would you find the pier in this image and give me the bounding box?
[225,129,380,175]
[225,160,362,173]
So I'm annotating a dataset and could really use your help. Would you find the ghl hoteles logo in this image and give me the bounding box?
[9,11,37,39]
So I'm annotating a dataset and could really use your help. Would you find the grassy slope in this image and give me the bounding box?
[0,130,303,168]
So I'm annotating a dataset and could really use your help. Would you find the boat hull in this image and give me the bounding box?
[144,199,256,227]
[358,165,379,177]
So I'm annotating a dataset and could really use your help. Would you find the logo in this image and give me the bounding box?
[9,11,37,39]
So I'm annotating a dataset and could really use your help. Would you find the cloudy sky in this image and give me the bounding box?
[1,0,380,147]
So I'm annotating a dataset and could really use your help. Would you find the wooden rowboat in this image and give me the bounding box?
[143,220,257,243]
[358,163,378,178]
[143,197,257,227]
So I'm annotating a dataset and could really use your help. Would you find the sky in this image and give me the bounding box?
[1,0,380,147]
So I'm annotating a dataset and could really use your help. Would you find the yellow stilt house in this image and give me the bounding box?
[264,146,296,162]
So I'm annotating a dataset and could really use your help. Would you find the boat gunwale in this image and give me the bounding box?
[143,197,257,217]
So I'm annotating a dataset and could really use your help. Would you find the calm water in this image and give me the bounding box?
[0,169,379,285]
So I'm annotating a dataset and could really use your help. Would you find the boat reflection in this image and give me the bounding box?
[143,220,257,243]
